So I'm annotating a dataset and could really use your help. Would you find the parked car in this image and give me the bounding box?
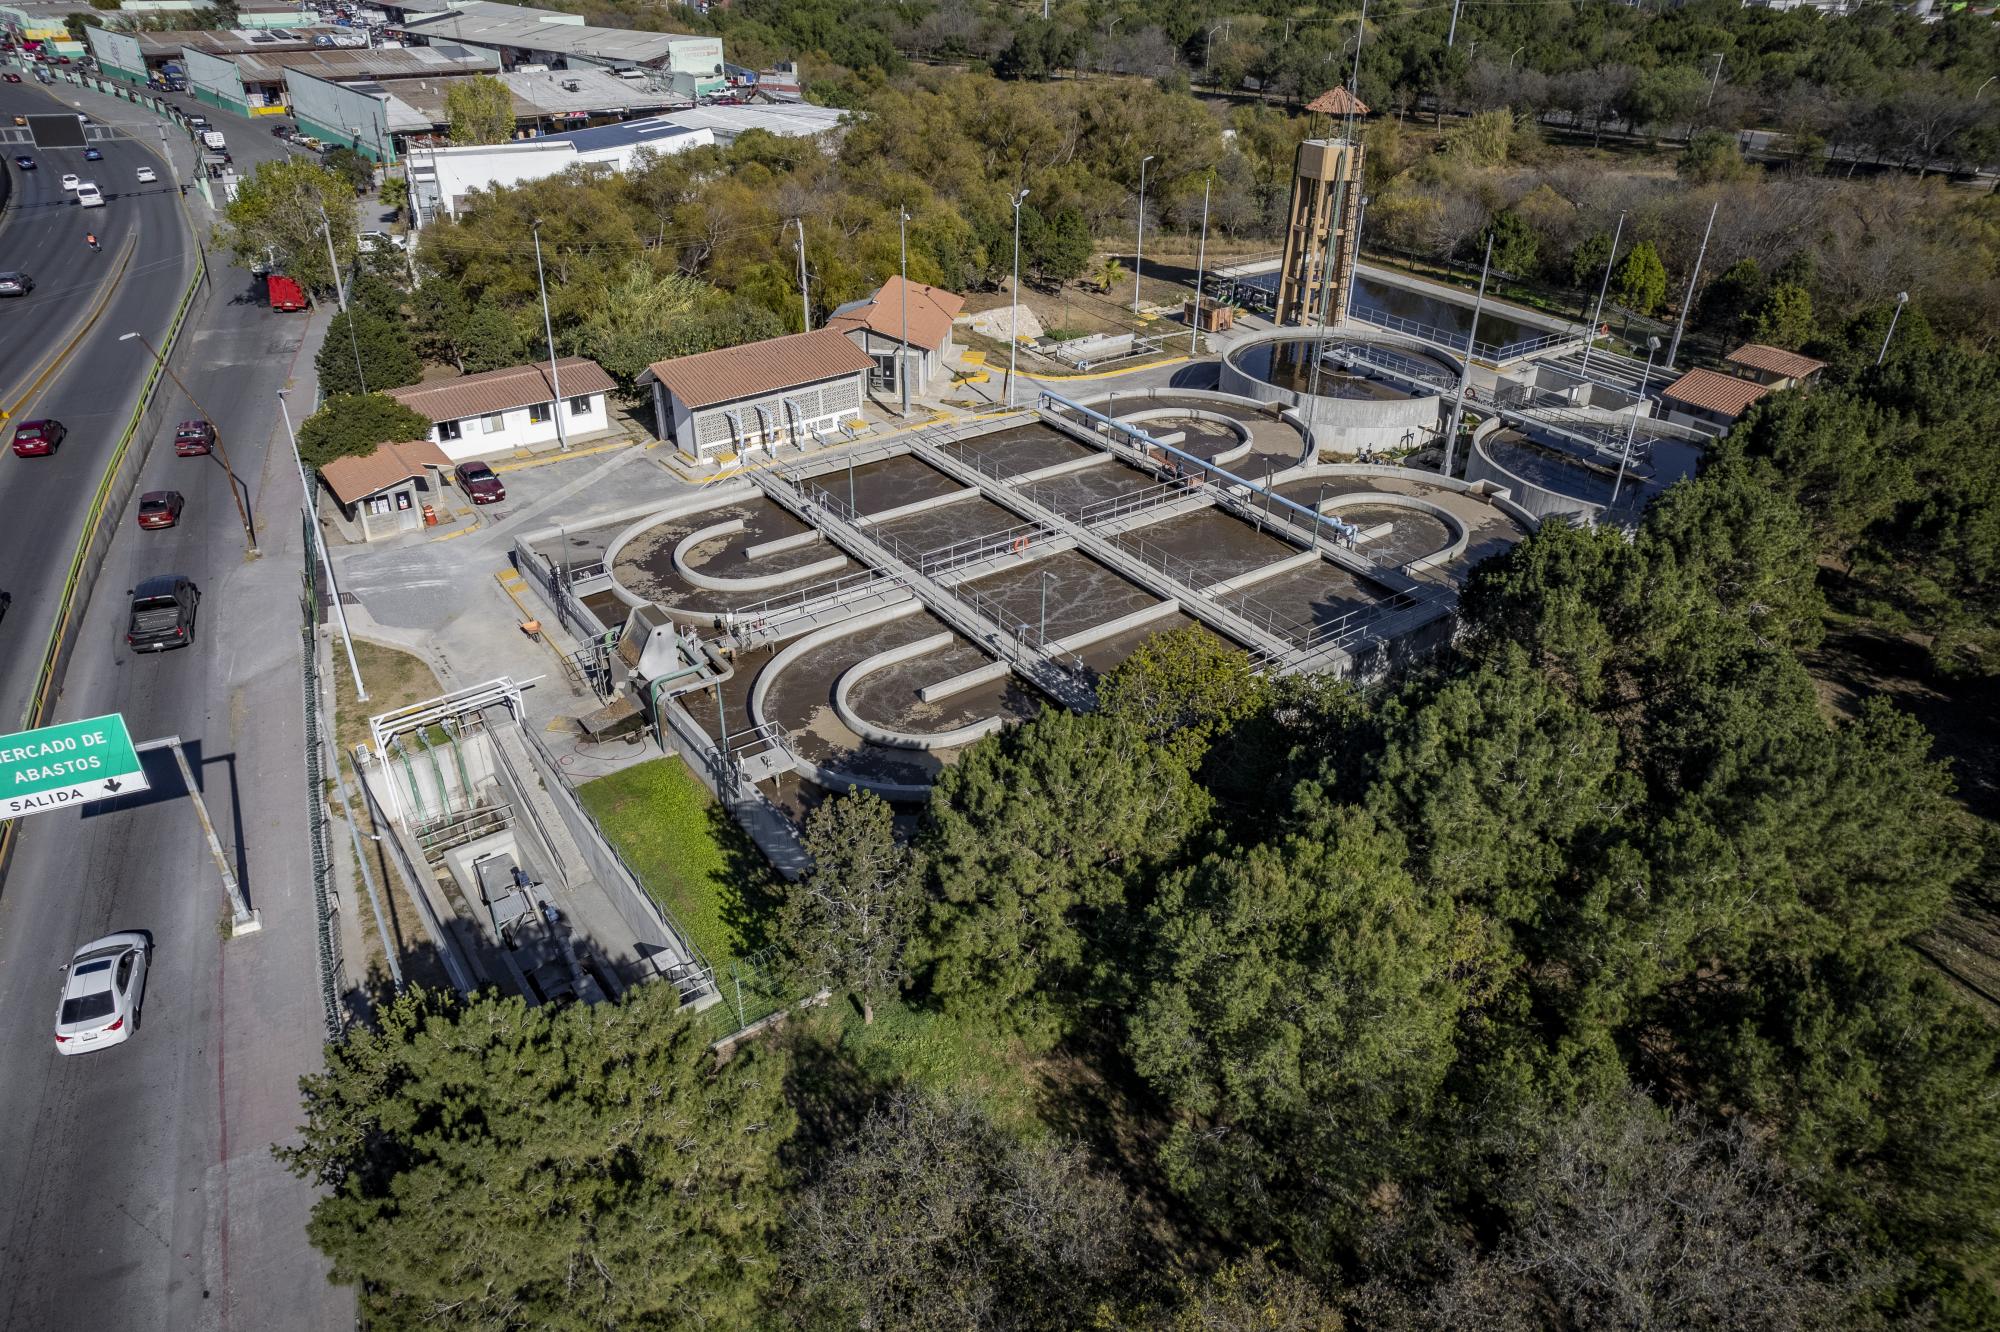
[75,181,102,208]
[136,491,184,529]
[0,271,32,297]
[53,933,150,1055]
[126,574,199,651]
[173,419,214,456]
[11,154,32,169]
[83,145,101,161]
[135,165,155,183]
[2,72,18,83]
[454,460,506,503]
[59,172,78,190]
[11,418,64,457]
[266,273,307,312]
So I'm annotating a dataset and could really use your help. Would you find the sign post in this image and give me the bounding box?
[0,714,150,818]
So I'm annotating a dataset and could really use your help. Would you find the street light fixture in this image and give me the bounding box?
[1007,187,1029,408]
[1132,154,1155,319]
[1877,291,1910,366]
[1706,52,1724,109]
[898,205,912,417]
[1039,568,1059,647]
[1581,210,1626,381]
[119,331,255,555]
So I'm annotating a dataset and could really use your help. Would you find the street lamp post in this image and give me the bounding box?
[531,220,568,451]
[1664,200,1717,374]
[898,206,912,417]
[278,389,367,701]
[316,205,347,313]
[1978,75,1997,102]
[1447,0,1463,46]
[794,217,811,331]
[1007,187,1029,408]
[1611,336,1661,511]
[1707,53,1724,108]
[1877,291,1910,366]
[1507,45,1526,70]
[1581,210,1626,381]
[1132,154,1155,319]
[1442,234,1494,479]
[1038,569,1058,647]
[1189,174,1211,357]
[119,331,255,555]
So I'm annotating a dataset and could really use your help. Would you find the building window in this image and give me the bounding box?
[569,395,591,416]
[528,402,551,424]
[869,353,895,391]
[482,413,505,434]
[437,419,462,442]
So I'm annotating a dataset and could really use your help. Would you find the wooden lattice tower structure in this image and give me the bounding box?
[1274,87,1369,328]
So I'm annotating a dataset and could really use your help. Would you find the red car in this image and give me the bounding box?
[454,460,505,503]
[173,419,214,456]
[136,490,184,529]
[11,418,64,457]
[2,74,19,84]
[266,274,307,312]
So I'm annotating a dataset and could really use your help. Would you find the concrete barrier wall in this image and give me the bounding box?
[1467,420,1597,525]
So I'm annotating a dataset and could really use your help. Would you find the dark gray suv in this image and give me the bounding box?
[126,575,199,652]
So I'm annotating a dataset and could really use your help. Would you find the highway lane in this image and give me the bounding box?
[0,81,349,1332]
[0,98,197,726]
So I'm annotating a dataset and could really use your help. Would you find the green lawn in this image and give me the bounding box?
[576,757,774,970]
[790,998,1050,1137]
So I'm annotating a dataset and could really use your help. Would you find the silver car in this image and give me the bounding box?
[54,932,150,1055]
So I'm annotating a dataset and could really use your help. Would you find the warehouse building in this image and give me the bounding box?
[395,1,725,99]
[640,330,873,462]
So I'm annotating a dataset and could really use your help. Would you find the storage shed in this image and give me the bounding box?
[639,329,872,462]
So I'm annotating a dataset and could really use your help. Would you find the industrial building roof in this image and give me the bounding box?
[383,65,685,128]
[641,330,874,410]
[320,439,452,505]
[388,357,617,421]
[639,102,846,140]
[398,1,695,65]
[824,276,965,352]
[232,44,498,84]
[1661,367,1773,420]
[1724,343,1826,380]
[136,29,322,58]
[538,114,708,153]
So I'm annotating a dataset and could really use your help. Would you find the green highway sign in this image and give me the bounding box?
[0,713,151,820]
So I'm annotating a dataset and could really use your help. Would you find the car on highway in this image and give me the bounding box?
[136,491,184,529]
[11,418,64,456]
[455,460,506,503]
[136,164,156,183]
[54,933,150,1055]
[2,72,18,83]
[76,181,103,208]
[173,419,214,456]
[126,574,199,651]
[59,172,78,190]
[0,271,32,297]
[12,154,32,169]
[83,145,101,161]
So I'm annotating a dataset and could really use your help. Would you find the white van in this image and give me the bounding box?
[75,181,104,208]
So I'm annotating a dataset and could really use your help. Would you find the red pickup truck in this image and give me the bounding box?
[267,273,307,312]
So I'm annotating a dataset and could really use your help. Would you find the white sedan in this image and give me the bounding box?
[136,165,156,183]
[59,172,79,190]
[54,932,150,1055]
[76,181,103,208]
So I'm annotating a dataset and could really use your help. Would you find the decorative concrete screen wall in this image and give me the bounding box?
[284,68,394,162]
[690,377,864,456]
[82,27,145,84]
[183,47,247,115]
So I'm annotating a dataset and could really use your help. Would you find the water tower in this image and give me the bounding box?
[1274,87,1368,328]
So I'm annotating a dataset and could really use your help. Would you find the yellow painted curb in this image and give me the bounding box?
[427,524,477,542]
[490,438,631,473]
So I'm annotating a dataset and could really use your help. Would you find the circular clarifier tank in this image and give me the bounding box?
[1219,334,1455,457]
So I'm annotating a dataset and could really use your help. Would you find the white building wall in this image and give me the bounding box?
[410,129,714,225]
[664,373,866,460]
[430,391,611,460]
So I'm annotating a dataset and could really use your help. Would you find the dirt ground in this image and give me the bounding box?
[960,241,1270,341]
[1804,619,2000,1018]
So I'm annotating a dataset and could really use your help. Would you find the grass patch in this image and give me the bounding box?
[334,639,446,758]
[576,755,775,969]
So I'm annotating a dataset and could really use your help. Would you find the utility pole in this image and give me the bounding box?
[317,204,346,312]
[1132,153,1154,319]
[1007,188,1029,408]
[531,220,568,450]
[1581,210,1625,381]
[119,332,256,556]
[1664,200,1717,374]
[898,206,911,417]
[1447,0,1463,47]
[1189,174,1210,358]
[1442,233,1493,479]
[794,217,811,331]
[278,388,366,701]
